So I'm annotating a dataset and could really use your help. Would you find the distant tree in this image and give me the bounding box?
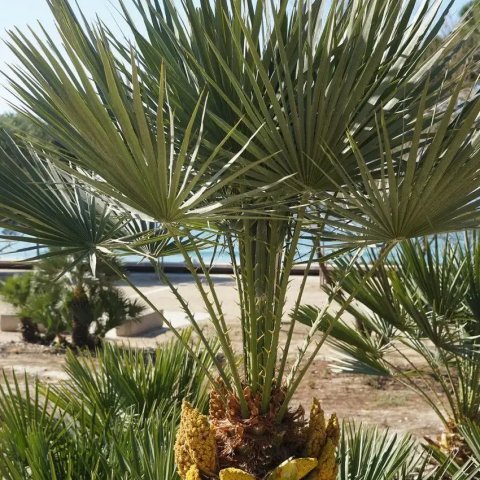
[0,113,50,154]
[458,0,479,84]
[0,115,54,245]
[460,0,480,21]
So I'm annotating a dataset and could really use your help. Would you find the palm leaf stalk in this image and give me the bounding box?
[2,0,480,477]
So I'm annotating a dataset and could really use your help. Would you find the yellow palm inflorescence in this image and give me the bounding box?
[175,398,338,480]
[219,467,257,479]
[267,458,319,479]
[305,398,326,458]
[218,458,318,480]
[305,399,340,480]
[175,401,218,478]
[313,440,337,480]
[186,465,202,480]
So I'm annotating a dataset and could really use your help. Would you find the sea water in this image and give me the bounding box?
[0,236,320,265]
[0,233,464,265]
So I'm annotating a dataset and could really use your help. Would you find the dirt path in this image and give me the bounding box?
[0,333,442,439]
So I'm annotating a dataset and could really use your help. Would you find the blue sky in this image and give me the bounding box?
[0,0,472,112]
[0,0,139,112]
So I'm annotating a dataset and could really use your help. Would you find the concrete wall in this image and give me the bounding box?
[0,314,20,332]
[115,310,164,337]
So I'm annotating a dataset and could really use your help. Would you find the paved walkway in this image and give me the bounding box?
[0,270,330,348]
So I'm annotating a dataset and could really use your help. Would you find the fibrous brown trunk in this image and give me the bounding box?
[209,383,307,478]
[69,286,97,349]
[20,317,42,344]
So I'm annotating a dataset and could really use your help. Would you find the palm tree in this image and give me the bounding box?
[1,0,480,478]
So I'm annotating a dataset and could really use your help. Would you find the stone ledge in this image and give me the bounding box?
[114,310,164,337]
[0,314,20,332]
[106,310,209,339]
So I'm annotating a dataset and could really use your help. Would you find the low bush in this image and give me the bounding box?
[0,256,144,347]
[0,329,217,479]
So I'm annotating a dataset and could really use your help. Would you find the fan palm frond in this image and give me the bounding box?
[322,85,480,247]
[0,133,125,263]
[338,421,421,480]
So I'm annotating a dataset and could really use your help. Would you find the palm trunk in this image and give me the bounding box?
[69,285,96,348]
[20,317,41,344]
[238,219,286,397]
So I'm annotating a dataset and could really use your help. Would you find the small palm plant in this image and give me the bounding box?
[0,252,145,347]
[299,234,480,466]
[0,330,217,480]
[1,0,480,478]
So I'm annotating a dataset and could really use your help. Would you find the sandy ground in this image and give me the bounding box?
[0,270,443,438]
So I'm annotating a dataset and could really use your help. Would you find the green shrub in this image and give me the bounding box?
[0,329,217,479]
[0,273,33,308]
[0,256,144,346]
[0,272,68,342]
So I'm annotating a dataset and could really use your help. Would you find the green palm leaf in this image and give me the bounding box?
[323,84,480,246]
[110,0,468,192]
[0,133,125,261]
[7,26,277,224]
[338,422,421,480]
